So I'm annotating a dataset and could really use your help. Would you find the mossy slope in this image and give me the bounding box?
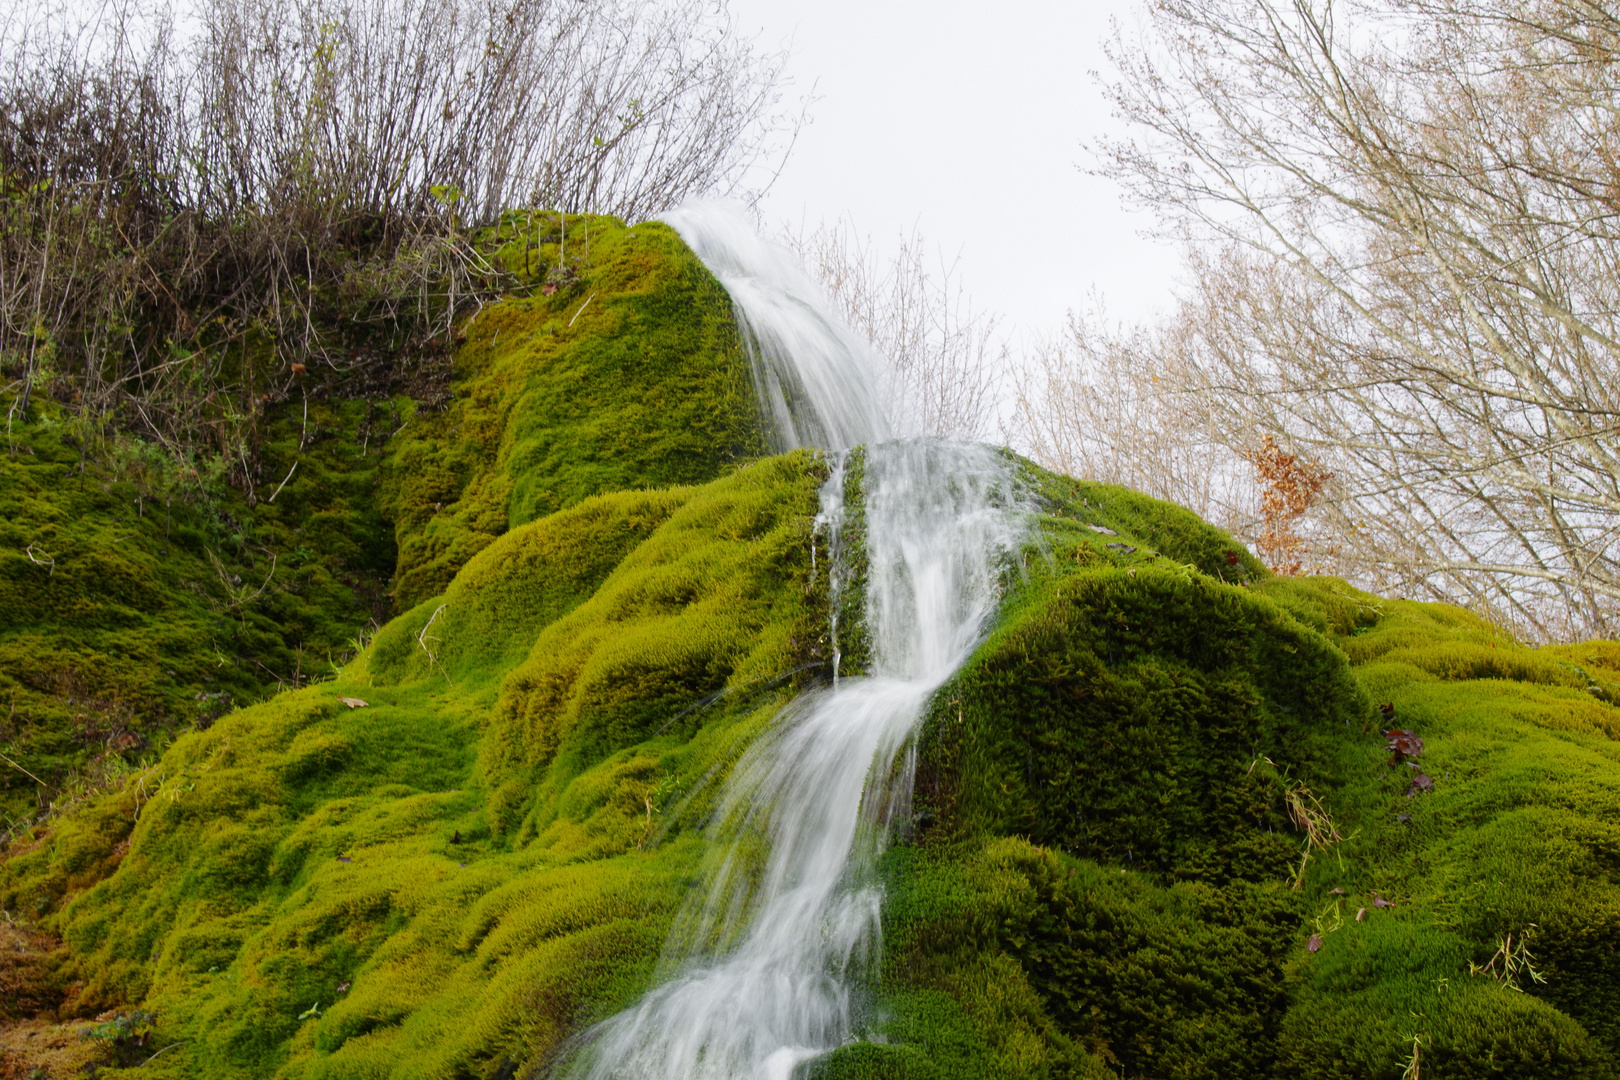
[0,211,762,832]
[4,400,1619,1077]
[0,399,398,825]
[380,213,765,609]
[0,450,825,1079]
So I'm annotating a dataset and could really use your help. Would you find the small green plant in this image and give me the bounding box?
[81,1009,159,1065]
[1469,925,1548,991]
[1401,1033,1426,1080]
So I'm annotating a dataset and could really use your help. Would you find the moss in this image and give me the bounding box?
[0,397,398,824]
[0,212,763,835]
[5,361,1620,1080]
[867,479,1620,1079]
[378,214,766,610]
[0,449,827,1080]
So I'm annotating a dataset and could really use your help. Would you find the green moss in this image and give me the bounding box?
[6,396,1620,1080]
[0,397,398,824]
[378,214,766,610]
[0,449,826,1079]
[0,212,763,840]
[865,479,1620,1079]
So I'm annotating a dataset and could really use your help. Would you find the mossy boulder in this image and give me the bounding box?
[838,468,1620,1080]
[379,213,765,609]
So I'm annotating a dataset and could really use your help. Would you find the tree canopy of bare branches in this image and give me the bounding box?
[787,217,1003,440]
[1052,0,1620,640]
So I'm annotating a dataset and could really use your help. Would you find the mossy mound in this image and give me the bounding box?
[0,450,825,1078]
[825,467,1620,1080]
[379,212,765,609]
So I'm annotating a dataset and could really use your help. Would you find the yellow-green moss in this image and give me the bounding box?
[0,450,824,1079]
[6,443,1620,1080]
[378,214,766,610]
[861,470,1620,1079]
[0,397,399,823]
[1,213,765,834]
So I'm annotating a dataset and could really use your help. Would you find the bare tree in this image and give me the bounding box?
[1011,305,1256,537]
[1071,0,1620,639]
[786,217,1004,440]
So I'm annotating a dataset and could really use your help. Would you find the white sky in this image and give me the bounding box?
[730,0,1183,343]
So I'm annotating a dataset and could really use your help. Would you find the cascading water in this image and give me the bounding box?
[658,203,891,451]
[560,203,1026,1080]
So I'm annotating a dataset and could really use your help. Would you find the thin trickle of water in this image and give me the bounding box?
[561,204,1027,1080]
[814,451,849,683]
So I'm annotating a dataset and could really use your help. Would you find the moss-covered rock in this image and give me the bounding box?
[378,213,765,609]
[0,450,826,1079]
[0,212,762,832]
[856,468,1620,1080]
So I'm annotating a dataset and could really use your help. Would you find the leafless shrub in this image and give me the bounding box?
[1009,306,1256,536]
[786,216,1004,440]
[0,0,792,482]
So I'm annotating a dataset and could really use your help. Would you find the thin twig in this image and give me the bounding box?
[141,1040,190,1066]
[568,293,596,327]
[0,750,45,787]
[267,460,298,503]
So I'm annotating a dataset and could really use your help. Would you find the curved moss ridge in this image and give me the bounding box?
[380,213,767,610]
[0,451,828,1079]
[813,467,1620,1080]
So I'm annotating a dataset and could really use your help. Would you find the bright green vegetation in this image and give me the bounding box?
[7,441,1618,1079]
[0,449,827,1078]
[0,397,397,826]
[381,213,765,609]
[4,223,1619,1079]
[813,466,1620,1080]
[0,213,761,826]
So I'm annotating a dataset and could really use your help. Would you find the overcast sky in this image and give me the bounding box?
[729,0,1183,343]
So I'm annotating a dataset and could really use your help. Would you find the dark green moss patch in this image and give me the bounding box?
[869,479,1620,1079]
[0,397,398,825]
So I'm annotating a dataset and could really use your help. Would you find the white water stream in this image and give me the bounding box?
[561,203,1026,1080]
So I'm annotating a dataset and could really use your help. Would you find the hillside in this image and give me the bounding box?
[1,218,1619,1080]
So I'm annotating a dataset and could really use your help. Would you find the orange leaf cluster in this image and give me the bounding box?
[1244,435,1331,576]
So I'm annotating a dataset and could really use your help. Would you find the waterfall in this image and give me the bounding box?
[561,203,1026,1080]
[659,202,891,451]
